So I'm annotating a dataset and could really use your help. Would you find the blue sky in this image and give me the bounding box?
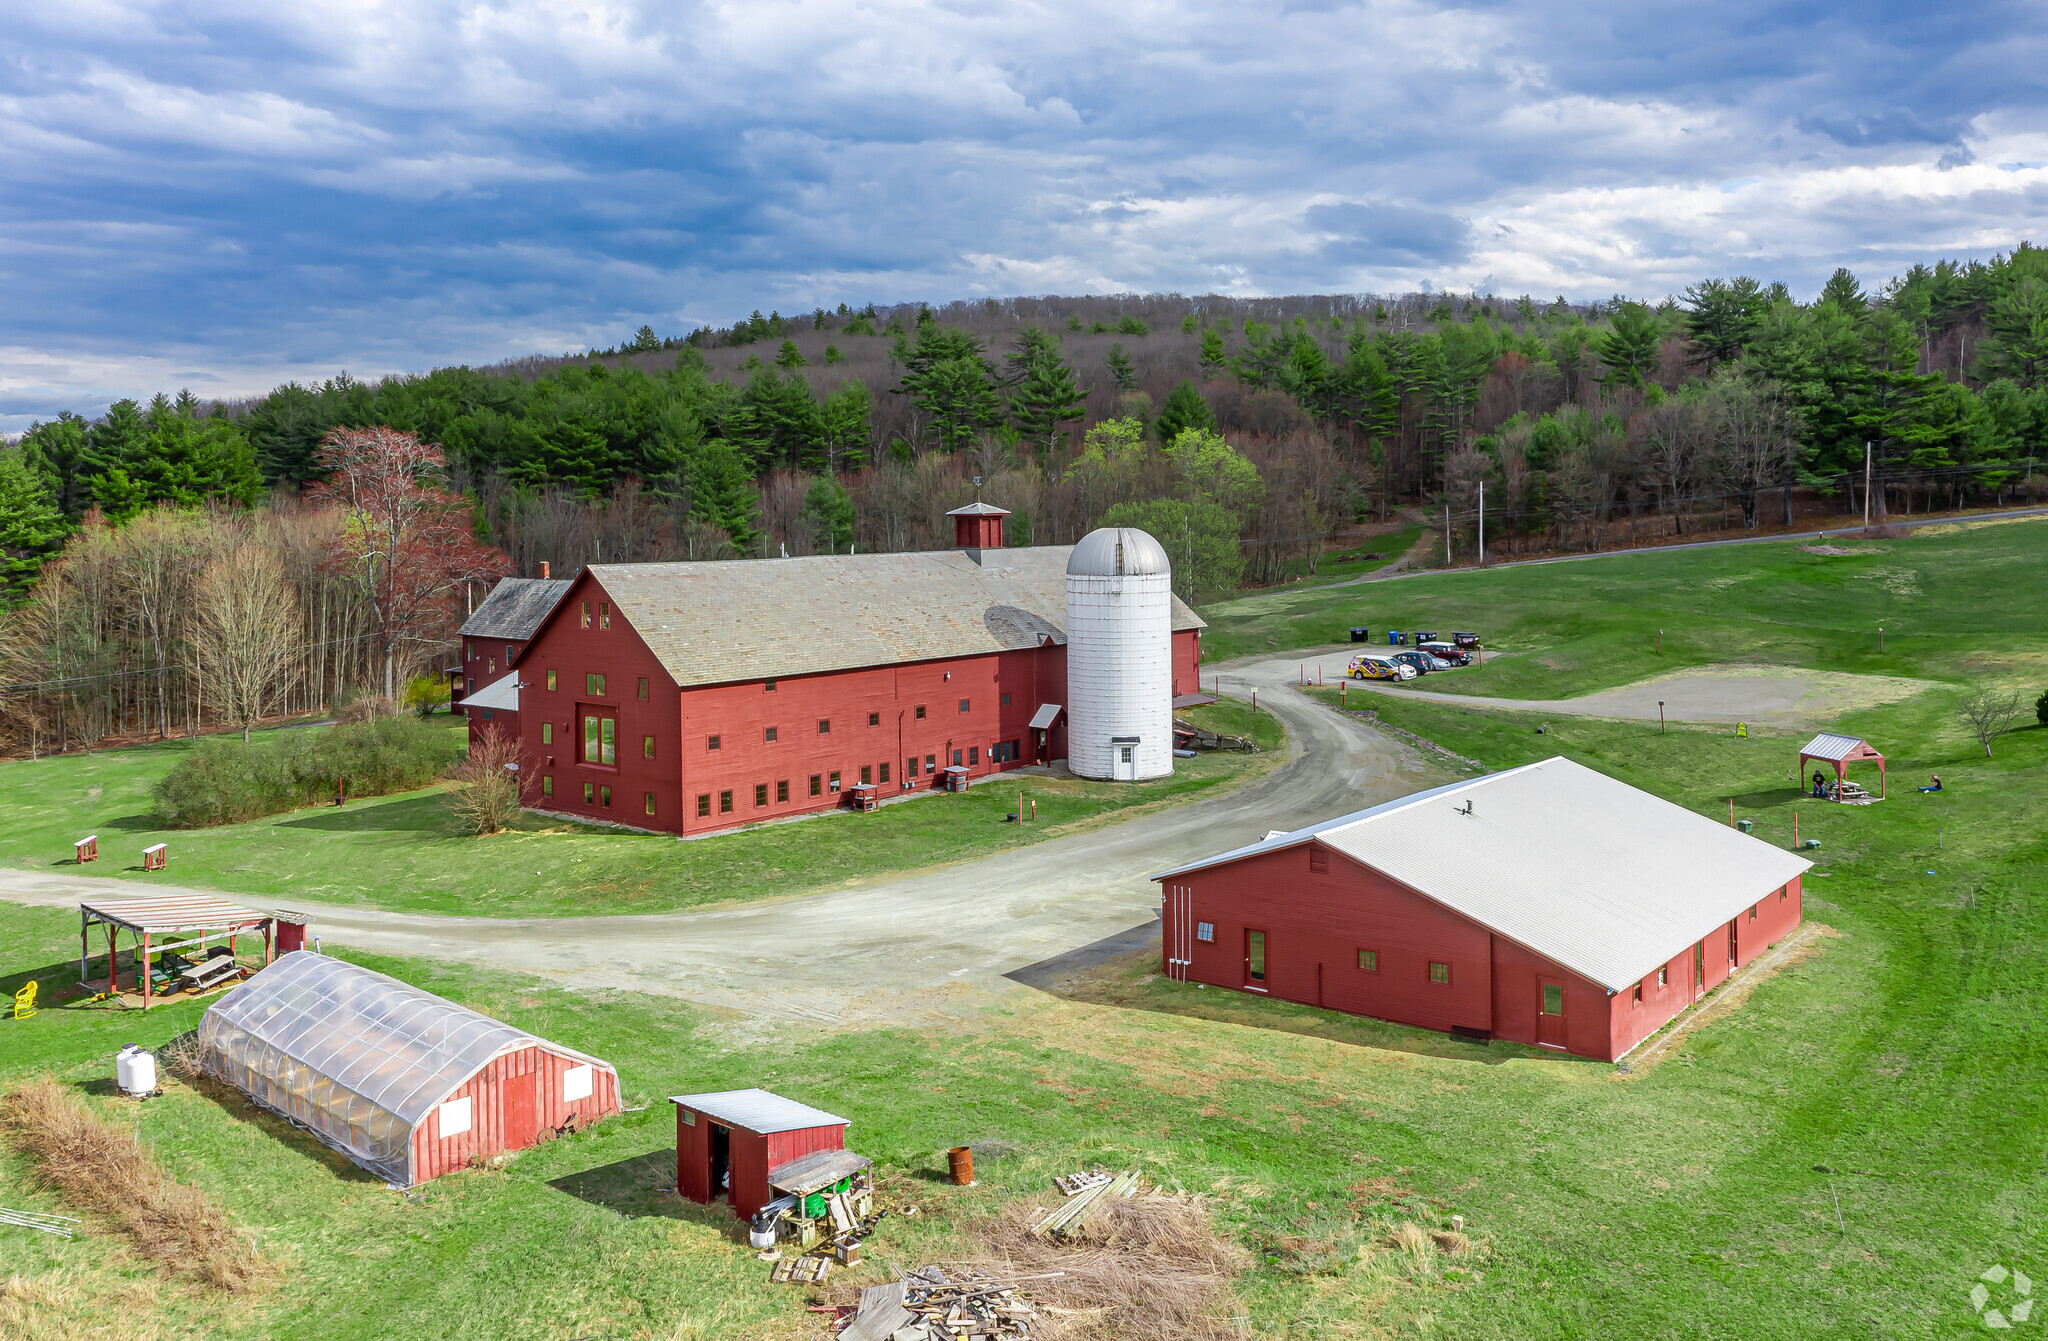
[3,0,2046,430]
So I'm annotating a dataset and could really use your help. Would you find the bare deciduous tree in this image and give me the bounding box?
[195,541,299,742]
[1956,685,2024,758]
[445,729,524,835]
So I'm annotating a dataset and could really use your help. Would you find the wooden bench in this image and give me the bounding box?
[74,835,98,864]
[142,843,167,871]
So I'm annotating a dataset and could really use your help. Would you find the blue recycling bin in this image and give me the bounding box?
[1387,629,1403,645]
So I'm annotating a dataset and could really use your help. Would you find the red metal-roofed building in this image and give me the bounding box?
[508,510,1204,834]
[669,1088,852,1222]
[1153,758,1810,1062]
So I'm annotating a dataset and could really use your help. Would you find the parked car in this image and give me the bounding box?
[1388,650,1435,675]
[1420,652,1461,671]
[1349,655,1416,681]
[1417,641,1473,666]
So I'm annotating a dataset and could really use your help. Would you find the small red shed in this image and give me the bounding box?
[670,1088,851,1222]
[1154,757,1813,1062]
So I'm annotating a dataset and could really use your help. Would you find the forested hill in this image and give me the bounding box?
[4,246,2047,601]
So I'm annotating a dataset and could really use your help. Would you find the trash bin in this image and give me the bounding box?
[1350,627,1369,643]
[1736,819,1754,833]
[1387,629,1402,645]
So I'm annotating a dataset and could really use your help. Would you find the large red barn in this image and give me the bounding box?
[497,509,1205,834]
[1153,758,1810,1062]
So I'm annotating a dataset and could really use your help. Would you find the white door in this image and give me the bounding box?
[1116,741,1137,781]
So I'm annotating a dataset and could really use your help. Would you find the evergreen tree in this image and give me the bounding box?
[628,325,662,352]
[17,413,92,516]
[775,339,809,368]
[1104,342,1138,392]
[0,447,67,600]
[1592,302,1663,390]
[823,343,846,365]
[1004,328,1086,456]
[1198,326,1228,376]
[1682,277,1769,369]
[820,379,872,472]
[685,437,762,550]
[1155,380,1217,446]
[799,476,856,553]
[1819,267,1868,315]
[895,323,1002,452]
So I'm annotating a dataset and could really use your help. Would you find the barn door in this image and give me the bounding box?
[1536,979,1566,1048]
[1728,919,1739,967]
[503,1071,538,1151]
[1693,940,1707,1001]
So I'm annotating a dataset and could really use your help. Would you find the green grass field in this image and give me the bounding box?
[2,518,2044,1338]
[0,700,1282,918]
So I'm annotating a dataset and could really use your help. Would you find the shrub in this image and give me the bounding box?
[402,673,449,718]
[152,717,463,827]
[337,693,398,724]
[444,731,524,835]
[2036,688,2048,727]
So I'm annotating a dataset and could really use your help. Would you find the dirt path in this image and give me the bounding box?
[0,656,1449,1027]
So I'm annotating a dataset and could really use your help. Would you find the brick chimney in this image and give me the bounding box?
[539,561,550,579]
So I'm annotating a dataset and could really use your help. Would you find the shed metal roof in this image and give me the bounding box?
[588,547,1203,689]
[1799,732,1881,761]
[669,1088,849,1134]
[459,577,573,640]
[1153,758,1812,993]
[80,895,269,933]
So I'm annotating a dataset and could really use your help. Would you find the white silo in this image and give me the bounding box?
[1065,526,1174,781]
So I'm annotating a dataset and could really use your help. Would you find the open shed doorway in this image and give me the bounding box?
[711,1122,732,1204]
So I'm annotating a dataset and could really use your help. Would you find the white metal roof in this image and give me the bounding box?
[80,895,269,933]
[461,671,521,712]
[1028,703,1063,729]
[669,1088,849,1134]
[946,501,1011,516]
[1799,732,1877,761]
[1153,758,1812,993]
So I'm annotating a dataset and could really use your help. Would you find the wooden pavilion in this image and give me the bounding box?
[78,896,277,1008]
[1798,732,1886,802]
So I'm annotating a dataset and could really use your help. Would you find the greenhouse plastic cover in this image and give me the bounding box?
[196,951,576,1186]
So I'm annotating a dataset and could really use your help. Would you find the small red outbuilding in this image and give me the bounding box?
[670,1088,852,1222]
[1153,757,1811,1062]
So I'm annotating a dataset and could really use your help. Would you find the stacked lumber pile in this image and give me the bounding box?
[1030,1169,1140,1243]
[838,1267,1058,1341]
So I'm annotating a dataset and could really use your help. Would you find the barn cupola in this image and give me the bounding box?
[947,485,1010,554]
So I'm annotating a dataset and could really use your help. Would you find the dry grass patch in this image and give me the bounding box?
[0,1079,271,1293]
[963,1190,1250,1340]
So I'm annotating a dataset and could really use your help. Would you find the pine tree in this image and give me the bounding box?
[0,447,66,599]
[1105,343,1137,392]
[1004,329,1086,456]
[775,339,809,369]
[686,437,762,549]
[1198,327,1228,377]
[1154,380,1217,446]
[799,476,856,553]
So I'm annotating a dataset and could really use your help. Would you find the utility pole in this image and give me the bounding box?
[1863,442,1872,530]
[1477,481,1485,567]
[1445,505,1452,565]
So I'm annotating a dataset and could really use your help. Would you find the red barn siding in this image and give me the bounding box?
[673,1108,847,1221]
[1172,629,1201,697]
[1163,848,1806,1063]
[410,1044,621,1184]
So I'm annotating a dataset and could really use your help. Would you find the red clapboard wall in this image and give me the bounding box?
[411,1044,621,1183]
[674,1108,850,1222]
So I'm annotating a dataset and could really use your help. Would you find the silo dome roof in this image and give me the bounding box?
[1067,527,1171,577]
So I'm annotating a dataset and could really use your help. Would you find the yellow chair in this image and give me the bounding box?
[10,981,36,1020]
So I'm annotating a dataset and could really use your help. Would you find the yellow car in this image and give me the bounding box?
[1348,655,1416,681]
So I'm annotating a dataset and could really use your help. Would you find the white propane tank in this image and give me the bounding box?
[116,1044,157,1098]
[1065,527,1174,781]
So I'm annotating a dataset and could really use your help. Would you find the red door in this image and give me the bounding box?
[1693,940,1707,1000]
[1728,920,1738,967]
[503,1072,538,1150]
[1536,979,1566,1049]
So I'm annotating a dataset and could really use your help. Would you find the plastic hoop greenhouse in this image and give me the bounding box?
[197,951,620,1187]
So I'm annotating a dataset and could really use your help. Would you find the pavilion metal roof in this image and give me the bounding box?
[1798,732,1881,761]
[1153,757,1813,993]
[79,895,270,934]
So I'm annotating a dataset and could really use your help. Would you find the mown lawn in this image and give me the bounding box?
[1197,515,2048,697]
[0,701,1284,919]
[4,674,2042,1337]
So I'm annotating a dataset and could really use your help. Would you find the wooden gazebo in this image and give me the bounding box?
[1798,732,1886,802]
[78,896,277,1008]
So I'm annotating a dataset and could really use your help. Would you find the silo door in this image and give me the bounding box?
[1115,740,1137,781]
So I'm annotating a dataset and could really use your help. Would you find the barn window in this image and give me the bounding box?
[1780,886,1787,901]
[1309,847,1329,874]
[598,602,610,629]
[1196,922,1213,942]
[860,766,872,785]
[777,780,789,802]
[1749,904,1758,921]
[764,679,777,692]
[969,746,980,765]
[547,670,558,691]
[1657,966,1669,988]
[542,722,552,745]
[487,657,496,674]
[719,790,733,813]
[925,754,936,773]
[584,715,615,764]
[542,775,552,798]
[952,749,963,766]
[438,1096,472,1138]
[755,784,768,807]
[1428,961,1451,985]
[907,756,919,778]
[480,709,493,722]
[868,711,880,726]
[644,792,655,816]
[580,601,591,629]
[697,794,710,817]
[586,672,606,696]
[1357,949,1378,973]
[915,704,926,719]
[643,735,655,759]
[765,726,777,742]
[879,762,890,783]
[637,677,648,700]
[1541,983,1563,1015]
[707,734,721,751]
[563,1066,593,1102]
[1633,982,1643,1005]
[599,785,611,808]
[959,698,970,713]
[819,718,831,734]
[583,782,595,803]
[466,640,474,658]
[809,774,821,796]
[504,644,513,664]
[1002,693,1011,707]
[829,771,841,792]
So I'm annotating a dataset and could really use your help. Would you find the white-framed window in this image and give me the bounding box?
[438,1095,473,1137]
[563,1065,593,1102]
[1196,921,1214,943]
